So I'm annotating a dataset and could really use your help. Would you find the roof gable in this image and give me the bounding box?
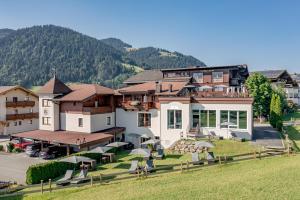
[38,77,72,94]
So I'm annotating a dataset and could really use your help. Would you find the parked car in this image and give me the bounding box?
[25,143,53,157]
[11,138,33,150]
[39,145,72,159]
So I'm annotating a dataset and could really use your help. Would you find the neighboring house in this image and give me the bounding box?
[116,64,253,148]
[123,70,163,86]
[0,86,39,135]
[14,77,124,152]
[253,70,299,105]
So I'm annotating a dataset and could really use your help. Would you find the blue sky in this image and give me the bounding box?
[0,0,299,72]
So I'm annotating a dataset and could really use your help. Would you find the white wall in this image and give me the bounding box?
[39,94,60,131]
[90,112,115,132]
[60,113,91,133]
[116,108,160,147]
[285,87,299,105]
[5,119,38,134]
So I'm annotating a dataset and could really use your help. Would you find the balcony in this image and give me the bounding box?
[121,101,155,111]
[6,112,39,120]
[82,106,112,115]
[6,101,35,108]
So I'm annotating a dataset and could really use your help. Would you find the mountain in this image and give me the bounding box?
[0,25,206,88]
[0,29,15,39]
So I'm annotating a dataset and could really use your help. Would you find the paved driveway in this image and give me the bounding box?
[0,152,46,184]
[252,124,284,148]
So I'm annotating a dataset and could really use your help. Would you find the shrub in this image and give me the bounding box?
[6,143,14,152]
[12,148,22,153]
[0,145,3,151]
[26,161,75,185]
[276,120,283,131]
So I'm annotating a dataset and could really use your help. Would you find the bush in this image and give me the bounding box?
[0,145,3,151]
[6,143,14,152]
[26,161,75,184]
[12,148,22,153]
[276,120,283,131]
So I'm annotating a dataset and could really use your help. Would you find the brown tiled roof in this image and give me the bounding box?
[118,80,188,95]
[13,127,125,148]
[55,83,114,101]
[0,86,38,97]
[38,77,72,94]
[251,70,286,79]
[123,70,163,84]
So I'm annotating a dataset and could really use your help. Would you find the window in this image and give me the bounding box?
[78,118,83,127]
[138,113,151,127]
[14,121,17,126]
[192,110,200,128]
[42,99,51,107]
[12,97,18,102]
[106,116,111,126]
[24,96,29,101]
[200,110,216,127]
[42,117,51,125]
[73,102,76,106]
[239,111,247,129]
[221,110,247,129]
[29,120,33,124]
[167,110,182,129]
[193,72,203,83]
[212,72,223,83]
[18,121,22,126]
[5,97,8,102]
[6,122,9,127]
[14,109,18,114]
[29,108,33,113]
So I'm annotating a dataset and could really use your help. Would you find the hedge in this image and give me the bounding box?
[26,151,102,185]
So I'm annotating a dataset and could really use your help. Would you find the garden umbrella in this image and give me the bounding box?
[141,139,160,145]
[59,156,95,164]
[89,146,113,154]
[194,141,215,148]
[130,148,151,157]
[214,84,228,88]
[106,142,128,148]
[200,85,213,90]
[140,134,150,139]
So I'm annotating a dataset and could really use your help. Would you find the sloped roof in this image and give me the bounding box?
[55,83,114,101]
[123,70,163,84]
[291,73,300,83]
[118,80,188,96]
[252,70,286,79]
[0,86,38,97]
[38,77,72,94]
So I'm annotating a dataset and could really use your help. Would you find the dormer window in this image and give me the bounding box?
[212,72,223,83]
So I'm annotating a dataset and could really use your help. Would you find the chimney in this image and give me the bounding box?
[156,81,162,93]
[168,84,173,92]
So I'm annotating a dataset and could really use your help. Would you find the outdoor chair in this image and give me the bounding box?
[230,132,245,142]
[191,152,204,165]
[128,160,140,174]
[207,152,217,164]
[144,159,156,173]
[70,169,89,184]
[155,149,164,160]
[56,169,74,186]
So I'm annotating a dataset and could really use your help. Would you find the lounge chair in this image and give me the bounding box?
[128,160,140,174]
[56,170,73,186]
[70,169,89,184]
[144,159,156,173]
[155,149,164,160]
[209,131,223,140]
[207,152,217,164]
[230,132,245,142]
[191,153,204,165]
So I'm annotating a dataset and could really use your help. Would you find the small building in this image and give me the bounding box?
[0,86,39,136]
[253,70,299,105]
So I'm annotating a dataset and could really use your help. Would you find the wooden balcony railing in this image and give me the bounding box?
[82,106,112,114]
[121,101,155,111]
[6,101,35,107]
[6,112,39,120]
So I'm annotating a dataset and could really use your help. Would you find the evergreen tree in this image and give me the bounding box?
[270,93,276,128]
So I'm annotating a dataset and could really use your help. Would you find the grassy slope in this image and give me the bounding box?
[8,155,300,200]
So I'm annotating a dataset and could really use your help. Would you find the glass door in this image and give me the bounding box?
[192,110,200,128]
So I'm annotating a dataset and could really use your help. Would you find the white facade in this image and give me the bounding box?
[60,112,115,133]
[285,87,299,105]
[0,88,39,135]
[117,101,253,148]
[39,94,60,131]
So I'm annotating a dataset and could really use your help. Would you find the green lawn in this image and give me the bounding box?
[5,154,300,200]
[283,111,300,122]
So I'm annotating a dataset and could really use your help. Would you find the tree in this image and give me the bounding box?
[270,93,276,127]
[246,73,273,122]
[270,93,283,130]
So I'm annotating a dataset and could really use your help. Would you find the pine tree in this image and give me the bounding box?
[274,94,283,130]
[269,93,276,128]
